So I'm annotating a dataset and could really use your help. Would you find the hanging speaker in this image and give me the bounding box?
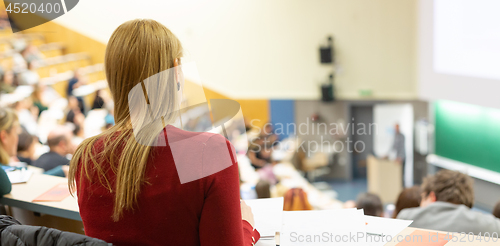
[320,73,335,102]
[319,36,334,64]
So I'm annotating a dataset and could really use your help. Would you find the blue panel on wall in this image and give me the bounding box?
[270,100,295,139]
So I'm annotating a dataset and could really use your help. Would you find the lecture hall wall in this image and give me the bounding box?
[23,0,419,127]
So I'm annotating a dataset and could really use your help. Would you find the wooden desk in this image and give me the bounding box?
[0,174,80,221]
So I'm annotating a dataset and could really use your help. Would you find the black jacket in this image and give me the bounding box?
[0,215,111,246]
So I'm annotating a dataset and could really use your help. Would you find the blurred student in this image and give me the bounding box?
[20,45,43,64]
[356,193,384,217]
[32,127,73,177]
[31,84,48,116]
[392,186,421,218]
[68,19,259,246]
[0,107,20,195]
[66,96,84,124]
[66,69,86,114]
[343,200,357,209]
[494,201,500,219]
[255,179,271,199]
[16,128,36,165]
[248,140,273,170]
[11,52,26,72]
[18,60,40,85]
[283,188,313,211]
[0,70,15,94]
[397,170,500,234]
[14,98,38,135]
[91,90,105,109]
[389,123,406,186]
[259,123,278,145]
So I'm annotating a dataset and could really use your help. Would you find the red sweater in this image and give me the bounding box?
[76,126,260,246]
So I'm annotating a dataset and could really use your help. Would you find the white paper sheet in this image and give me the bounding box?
[364,215,413,246]
[281,209,366,246]
[244,197,284,238]
[7,169,33,184]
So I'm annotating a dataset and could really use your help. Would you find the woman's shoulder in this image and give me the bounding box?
[163,125,231,147]
[163,125,236,184]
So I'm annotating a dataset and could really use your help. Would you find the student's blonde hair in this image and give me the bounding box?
[0,107,18,165]
[68,19,183,221]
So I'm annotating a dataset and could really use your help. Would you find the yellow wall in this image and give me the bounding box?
[24,22,105,64]
[32,0,418,100]
[203,85,269,128]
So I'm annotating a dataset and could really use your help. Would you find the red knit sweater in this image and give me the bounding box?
[76,126,260,246]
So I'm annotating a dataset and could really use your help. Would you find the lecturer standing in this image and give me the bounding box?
[390,123,406,187]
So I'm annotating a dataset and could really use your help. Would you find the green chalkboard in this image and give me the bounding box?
[435,100,500,173]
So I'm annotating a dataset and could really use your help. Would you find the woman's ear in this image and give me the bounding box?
[428,191,437,202]
[173,59,180,91]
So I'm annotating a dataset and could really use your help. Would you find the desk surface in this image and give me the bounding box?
[2,175,498,245]
[0,174,80,221]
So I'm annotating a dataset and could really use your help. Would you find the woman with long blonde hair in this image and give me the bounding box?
[69,19,260,246]
[0,107,20,196]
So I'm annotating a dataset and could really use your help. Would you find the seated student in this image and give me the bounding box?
[31,84,48,117]
[66,69,87,114]
[356,192,384,217]
[18,60,40,85]
[0,70,16,94]
[16,128,36,165]
[493,201,500,219]
[255,179,271,199]
[259,123,278,145]
[20,45,44,64]
[393,186,421,218]
[248,139,273,170]
[397,170,500,234]
[0,107,20,195]
[91,90,105,109]
[32,127,73,177]
[14,98,38,135]
[66,96,84,124]
[68,19,259,246]
[283,188,313,211]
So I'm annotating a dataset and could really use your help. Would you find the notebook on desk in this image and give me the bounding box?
[32,183,70,202]
[6,169,33,184]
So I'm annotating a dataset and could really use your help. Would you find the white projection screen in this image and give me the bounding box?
[419,0,500,108]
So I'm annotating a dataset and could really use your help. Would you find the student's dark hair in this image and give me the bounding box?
[17,128,34,152]
[47,135,67,148]
[493,201,500,219]
[255,179,271,199]
[393,186,421,218]
[421,170,474,208]
[356,192,383,217]
[73,123,80,136]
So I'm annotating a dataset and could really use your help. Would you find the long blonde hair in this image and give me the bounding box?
[0,107,18,165]
[69,19,183,221]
